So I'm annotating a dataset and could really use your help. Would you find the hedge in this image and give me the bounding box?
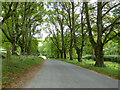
[83,55,120,63]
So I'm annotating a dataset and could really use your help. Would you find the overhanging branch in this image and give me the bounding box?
[102,3,120,18]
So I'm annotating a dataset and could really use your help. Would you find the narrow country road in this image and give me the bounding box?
[26,59,118,88]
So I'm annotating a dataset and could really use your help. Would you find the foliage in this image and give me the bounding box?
[1,2,120,85]
[38,40,58,58]
[1,2,45,55]
[104,41,118,55]
[29,37,39,55]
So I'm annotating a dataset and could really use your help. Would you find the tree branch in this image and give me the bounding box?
[1,28,12,42]
[84,2,96,46]
[102,3,120,18]
[2,2,13,23]
[104,32,120,44]
[103,17,120,33]
[16,32,22,41]
[102,2,109,9]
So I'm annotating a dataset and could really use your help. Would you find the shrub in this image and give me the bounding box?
[83,55,120,63]
[83,55,95,60]
[104,55,120,63]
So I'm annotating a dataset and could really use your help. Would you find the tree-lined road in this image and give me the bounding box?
[26,60,118,88]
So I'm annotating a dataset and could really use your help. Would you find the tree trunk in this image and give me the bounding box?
[85,2,105,67]
[77,50,81,62]
[94,2,105,67]
[60,51,63,59]
[57,50,59,58]
[27,39,31,55]
[11,15,17,55]
[94,46,105,67]
[91,49,94,56]
[20,46,24,55]
[12,43,17,55]
[64,47,66,59]
[69,48,73,60]
[61,31,65,59]
[80,43,84,62]
[80,3,84,62]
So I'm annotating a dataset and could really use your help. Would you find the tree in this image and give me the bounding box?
[2,2,22,55]
[84,1,120,67]
[62,2,73,60]
[1,2,44,55]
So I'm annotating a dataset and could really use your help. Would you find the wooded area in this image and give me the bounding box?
[1,1,120,67]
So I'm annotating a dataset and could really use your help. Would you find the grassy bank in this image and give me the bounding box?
[2,55,44,86]
[0,58,2,89]
[55,58,119,80]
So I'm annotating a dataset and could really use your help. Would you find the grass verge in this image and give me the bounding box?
[54,58,119,80]
[2,55,44,87]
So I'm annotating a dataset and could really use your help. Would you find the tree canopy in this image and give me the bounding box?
[1,1,120,67]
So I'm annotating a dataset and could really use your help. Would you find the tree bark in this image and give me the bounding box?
[61,24,65,59]
[60,50,63,58]
[63,3,73,60]
[79,3,85,62]
[64,47,66,59]
[57,5,65,59]
[80,41,84,62]
[84,2,105,67]
[94,46,105,67]
[57,50,59,58]
[11,15,18,55]
[72,2,82,62]
[12,42,17,55]
[20,45,24,55]
[27,40,31,55]
[77,49,81,62]
[69,48,73,60]
[95,2,105,67]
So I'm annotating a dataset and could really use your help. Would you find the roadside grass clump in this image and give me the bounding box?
[2,55,44,85]
[55,58,119,80]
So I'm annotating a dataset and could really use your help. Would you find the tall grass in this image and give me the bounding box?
[0,58,2,89]
[2,55,43,85]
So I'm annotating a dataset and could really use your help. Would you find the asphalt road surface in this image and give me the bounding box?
[26,59,118,88]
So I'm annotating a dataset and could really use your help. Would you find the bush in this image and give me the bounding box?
[83,55,95,60]
[104,55,120,63]
[83,55,120,63]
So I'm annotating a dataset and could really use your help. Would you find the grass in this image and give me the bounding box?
[2,55,44,86]
[54,58,119,80]
[0,58,2,89]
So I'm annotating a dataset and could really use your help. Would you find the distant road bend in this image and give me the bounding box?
[26,59,118,88]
